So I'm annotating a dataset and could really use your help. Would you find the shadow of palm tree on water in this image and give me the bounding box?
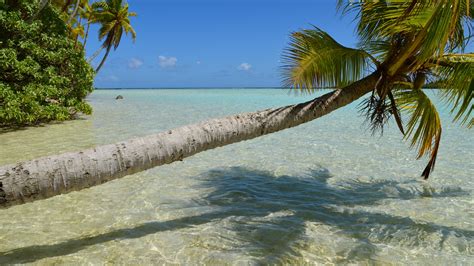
[195,167,472,264]
[0,166,471,264]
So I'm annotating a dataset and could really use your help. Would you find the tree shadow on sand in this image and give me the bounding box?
[0,166,471,264]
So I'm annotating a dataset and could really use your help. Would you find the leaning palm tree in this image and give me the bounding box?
[285,1,473,179]
[0,0,472,208]
[92,0,136,73]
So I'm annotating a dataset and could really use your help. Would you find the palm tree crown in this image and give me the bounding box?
[283,0,473,179]
[93,0,136,73]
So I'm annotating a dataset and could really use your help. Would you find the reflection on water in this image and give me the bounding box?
[0,89,472,264]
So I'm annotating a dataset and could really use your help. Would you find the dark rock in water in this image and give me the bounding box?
[116,95,124,100]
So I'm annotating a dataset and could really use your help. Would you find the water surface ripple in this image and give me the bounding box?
[0,89,472,264]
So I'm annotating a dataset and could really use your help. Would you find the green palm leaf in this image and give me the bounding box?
[282,27,376,92]
[92,0,137,72]
[431,54,474,127]
[395,88,442,179]
[280,1,473,179]
[338,1,472,74]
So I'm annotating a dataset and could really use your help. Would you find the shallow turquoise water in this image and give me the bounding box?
[0,89,473,264]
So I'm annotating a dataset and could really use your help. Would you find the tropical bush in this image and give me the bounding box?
[0,0,94,127]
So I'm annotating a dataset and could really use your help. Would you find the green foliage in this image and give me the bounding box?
[282,27,375,91]
[0,0,94,127]
[432,54,474,127]
[92,0,137,73]
[93,0,137,50]
[395,88,442,179]
[284,1,473,178]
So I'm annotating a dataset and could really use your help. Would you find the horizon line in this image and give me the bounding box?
[95,87,284,89]
[94,87,336,90]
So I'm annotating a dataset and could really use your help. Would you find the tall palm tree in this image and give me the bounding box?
[80,0,95,50]
[0,0,472,208]
[93,0,136,73]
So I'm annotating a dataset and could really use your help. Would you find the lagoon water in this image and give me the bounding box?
[0,89,473,264]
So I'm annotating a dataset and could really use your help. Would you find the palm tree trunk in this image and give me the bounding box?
[62,0,73,13]
[28,0,49,22]
[95,45,112,73]
[88,47,104,63]
[83,22,90,50]
[0,72,380,208]
[67,0,81,25]
[39,0,49,10]
[74,17,82,50]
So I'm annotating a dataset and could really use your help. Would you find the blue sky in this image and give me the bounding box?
[87,0,359,88]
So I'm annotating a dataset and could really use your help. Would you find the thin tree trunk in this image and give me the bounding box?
[39,0,49,10]
[67,0,81,25]
[28,0,49,22]
[83,22,90,50]
[88,47,104,63]
[0,72,380,208]
[62,0,73,13]
[74,17,82,50]
[95,45,111,73]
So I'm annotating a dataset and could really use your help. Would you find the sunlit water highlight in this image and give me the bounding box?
[0,89,473,264]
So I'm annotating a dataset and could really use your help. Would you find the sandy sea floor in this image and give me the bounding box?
[0,89,473,264]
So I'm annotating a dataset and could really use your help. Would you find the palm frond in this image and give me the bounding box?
[339,1,432,41]
[113,27,123,49]
[91,1,108,12]
[430,54,474,127]
[357,38,392,62]
[338,1,471,74]
[92,11,115,23]
[395,88,442,179]
[359,93,393,134]
[98,21,115,40]
[71,24,85,38]
[123,22,137,40]
[388,90,405,135]
[282,27,375,92]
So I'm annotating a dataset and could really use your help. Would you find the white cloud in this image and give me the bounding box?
[108,75,119,82]
[128,58,143,69]
[196,61,201,65]
[237,63,252,71]
[158,55,178,68]
[96,74,119,82]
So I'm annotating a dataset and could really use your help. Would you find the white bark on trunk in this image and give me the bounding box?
[66,0,81,25]
[0,73,379,208]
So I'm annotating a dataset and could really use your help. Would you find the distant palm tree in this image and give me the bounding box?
[93,0,136,73]
[0,0,472,208]
[80,0,95,50]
